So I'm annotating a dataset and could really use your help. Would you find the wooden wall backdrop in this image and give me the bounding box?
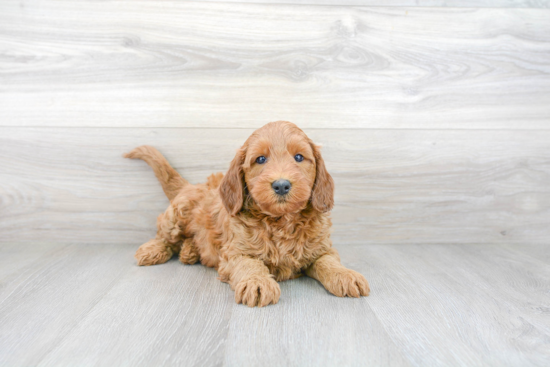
[198,0,550,7]
[1,0,549,245]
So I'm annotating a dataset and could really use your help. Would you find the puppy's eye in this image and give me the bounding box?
[294,154,304,162]
[256,156,267,164]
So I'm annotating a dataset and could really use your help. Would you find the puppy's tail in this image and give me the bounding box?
[124,145,188,201]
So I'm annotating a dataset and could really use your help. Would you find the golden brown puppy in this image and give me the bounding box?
[124,121,369,307]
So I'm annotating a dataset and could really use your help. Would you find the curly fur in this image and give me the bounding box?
[125,121,369,307]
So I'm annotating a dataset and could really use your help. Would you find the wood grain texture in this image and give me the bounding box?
[0,242,68,282]
[1,127,549,245]
[222,277,412,366]
[1,1,550,129]
[0,244,131,366]
[421,244,550,345]
[0,243,548,366]
[503,243,550,264]
[38,255,232,367]
[337,244,550,366]
[195,0,550,7]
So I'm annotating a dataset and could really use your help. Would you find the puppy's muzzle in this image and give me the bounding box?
[272,179,291,196]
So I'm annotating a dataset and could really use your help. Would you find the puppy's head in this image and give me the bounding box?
[220,121,334,217]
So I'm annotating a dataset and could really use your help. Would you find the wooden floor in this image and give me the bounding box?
[0,243,548,366]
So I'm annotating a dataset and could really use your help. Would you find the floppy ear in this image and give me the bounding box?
[310,144,334,213]
[219,147,246,216]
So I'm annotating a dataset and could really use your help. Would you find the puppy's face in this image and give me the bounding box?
[220,121,334,217]
[243,128,316,216]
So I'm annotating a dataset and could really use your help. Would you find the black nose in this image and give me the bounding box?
[272,179,291,196]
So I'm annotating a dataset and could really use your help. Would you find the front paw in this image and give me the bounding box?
[135,240,173,266]
[325,269,370,298]
[234,276,281,307]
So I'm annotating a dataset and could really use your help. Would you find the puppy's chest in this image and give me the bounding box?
[245,223,328,280]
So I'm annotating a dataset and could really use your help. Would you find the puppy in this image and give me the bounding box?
[124,121,369,307]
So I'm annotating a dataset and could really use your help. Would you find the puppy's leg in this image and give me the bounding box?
[218,256,281,307]
[179,238,200,265]
[135,238,179,266]
[306,248,370,297]
[135,205,182,266]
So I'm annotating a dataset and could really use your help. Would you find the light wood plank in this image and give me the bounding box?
[1,127,549,245]
[1,1,550,129]
[0,242,68,281]
[0,244,132,366]
[37,257,232,367]
[195,0,550,7]
[417,244,550,338]
[222,276,411,366]
[504,243,550,264]
[338,244,550,366]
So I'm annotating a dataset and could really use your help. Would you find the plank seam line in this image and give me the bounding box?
[2,127,550,131]
[33,253,134,366]
[161,0,550,10]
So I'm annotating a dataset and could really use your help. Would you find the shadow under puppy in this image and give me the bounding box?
[124,121,369,307]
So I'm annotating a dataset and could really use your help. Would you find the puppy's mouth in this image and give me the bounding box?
[246,180,311,216]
